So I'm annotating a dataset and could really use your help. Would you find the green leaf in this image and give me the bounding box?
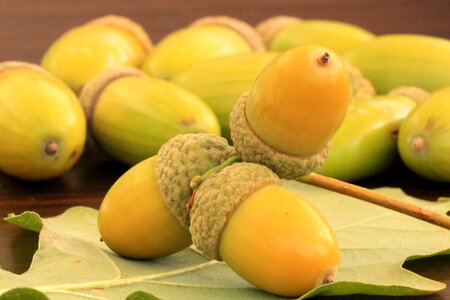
[126,290,161,300]
[0,287,49,300]
[1,181,450,299]
[4,211,43,232]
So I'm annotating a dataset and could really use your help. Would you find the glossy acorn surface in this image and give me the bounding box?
[173,52,278,139]
[0,63,86,180]
[344,34,450,94]
[98,156,192,259]
[318,95,416,182]
[270,19,374,54]
[41,16,151,93]
[84,73,220,166]
[219,184,339,297]
[246,44,350,156]
[142,24,253,80]
[398,87,450,182]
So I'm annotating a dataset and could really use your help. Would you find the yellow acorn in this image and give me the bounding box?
[344,34,450,93]
[79,67,220,166]
[173,52,278,139]
[0,61,86,180]
[98,156,192,259]
[398,87,450,182]
[189,162,339,297]
[257,17,374,54]
[318,95,417,182]
[230,44,350,178]
[98,133,237,259]
[142,15,265,80]
[41,15,152,93]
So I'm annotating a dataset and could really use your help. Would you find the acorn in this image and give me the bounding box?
[79,67,220,166]
[189,162,340,297]
[141,15,265,80]
[0,61,86,180]
[230,44,350,178]
[98,156,191,259]
[98,133,237,259]
[41,15,152,93]
[318,95,416,182]
[397,86,450,182]
[257,17,374,54]
[173,52,278,140]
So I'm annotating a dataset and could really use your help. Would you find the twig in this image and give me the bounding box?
[298,172,450,230]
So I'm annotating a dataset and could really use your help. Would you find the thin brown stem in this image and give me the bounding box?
[298,172,450,230]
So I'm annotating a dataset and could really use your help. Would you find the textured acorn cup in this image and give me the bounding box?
[254,15,302,48]
[191,15,266,52]
[189,162,281,260]
[156,133,237,229]
[86,15,153,53]
[78,66,144,149]
[388,86,430,104]
[230,45,350,178]
[189,162,340,297]
[342,58,376,100]
[79,66,144,123]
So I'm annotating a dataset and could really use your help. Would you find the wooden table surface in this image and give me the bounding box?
[0,0,449,299]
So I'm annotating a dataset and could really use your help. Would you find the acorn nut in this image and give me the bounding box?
[263,17,374,54]
[79,67,220,166]
[98,133,237,259]
[173,52,278,140]
[230,44,350,178]
[142,15,265,80]
[0,61,86,180]
[397,86,450,182]
[98,156,192,259]
[189,162,340,297]
[41,15,152,93]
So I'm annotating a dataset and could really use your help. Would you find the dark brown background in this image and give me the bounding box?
[1,0,449,63]
[0,1,449,299]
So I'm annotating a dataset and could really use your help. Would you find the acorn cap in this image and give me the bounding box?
[255,15,302,48]
[189,162,281,260]
[230,91,331,179]
[156,133,237,229]
[191,15,266,52]
[341,58,376,100]
[0,61,51,75]
[388,86,430,104]
[86,15,153,54]
[79,67,145,124]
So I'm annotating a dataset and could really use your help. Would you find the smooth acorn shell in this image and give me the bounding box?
[246,44,350,156]
[0,63,86,180]
[98,156,191,259]
[318,95,416,182]
[270,19,374,54]
[398,87,450,182]
[41,16,151,93]
[173,52,278,139]
[141,24,253,80]
[83,73,220,166]
[219,184,339,297]
[344,34,450,93]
